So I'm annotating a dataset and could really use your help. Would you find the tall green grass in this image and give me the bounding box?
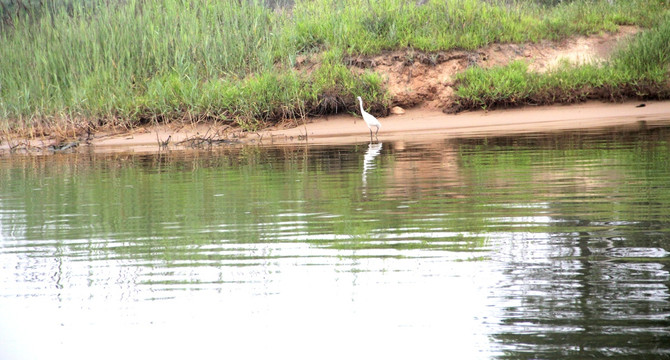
[292,0,666,54]
[0,0,393,131]
[611,14,670,83]
[0,0,668,132]
[1,0,297,129]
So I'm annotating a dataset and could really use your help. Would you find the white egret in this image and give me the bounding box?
[357,96,381,141]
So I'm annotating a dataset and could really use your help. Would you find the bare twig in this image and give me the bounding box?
[175,127,241,148]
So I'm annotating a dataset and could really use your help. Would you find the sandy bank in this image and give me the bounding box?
[264,100,670,145]
[8,100,663,154]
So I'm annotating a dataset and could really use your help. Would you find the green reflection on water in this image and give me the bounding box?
[1,128,670,267]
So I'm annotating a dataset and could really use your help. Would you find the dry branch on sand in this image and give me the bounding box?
[174,129,243,149]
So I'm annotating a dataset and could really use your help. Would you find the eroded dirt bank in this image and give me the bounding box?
[343,26,639,110]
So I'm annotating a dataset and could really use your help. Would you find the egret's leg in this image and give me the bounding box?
[375,126,379,141]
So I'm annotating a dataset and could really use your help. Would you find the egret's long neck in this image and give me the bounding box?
[358,99,365,114]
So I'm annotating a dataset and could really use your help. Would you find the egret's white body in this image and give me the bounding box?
[357,96,381,141]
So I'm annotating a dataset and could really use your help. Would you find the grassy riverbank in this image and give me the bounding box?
[453,12,670,110]
[1,0,669,134]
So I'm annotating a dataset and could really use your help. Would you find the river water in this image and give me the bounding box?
[1,126,669,359]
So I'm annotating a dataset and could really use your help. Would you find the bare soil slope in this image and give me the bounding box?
[346,26,639,111]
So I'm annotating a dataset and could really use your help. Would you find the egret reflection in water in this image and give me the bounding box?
[362,142,382,194]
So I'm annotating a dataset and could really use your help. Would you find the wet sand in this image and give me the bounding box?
[266,100,670,144]
[4,100,670,154]
[87,100,670,152]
